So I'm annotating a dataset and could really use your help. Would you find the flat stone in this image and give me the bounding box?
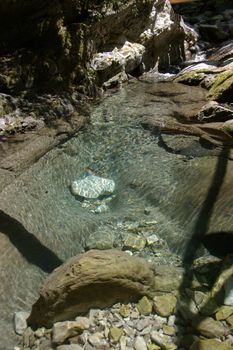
[74,317,90,329]
[57,345,83,350]
[71,175,115,199]
[153,265,184,292]
[226,314,233,327]
[134,336,147,350]
[137,296,153,315]
[123,234,146,251]
[119,304,132,318]
[28,250,156,328]
[215,306,233,321]
[190,338,233,350]
[162,325,175,336]
[52,320,89,344]
[13,311,30,335]
[109,327,124,342]
[153,294,176,317]
[192,316,226,338]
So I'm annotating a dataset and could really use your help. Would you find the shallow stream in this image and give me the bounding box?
[1,76,233,349]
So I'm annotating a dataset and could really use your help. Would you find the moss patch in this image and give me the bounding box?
[207,69,233,102]
[174,71,205,86]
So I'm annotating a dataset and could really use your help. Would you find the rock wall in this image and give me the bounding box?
[0,0,196,94]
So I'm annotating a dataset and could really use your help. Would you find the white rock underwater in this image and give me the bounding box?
[71,175,115,199]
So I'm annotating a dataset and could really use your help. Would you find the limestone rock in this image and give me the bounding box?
[109,327,124,342]
[215,306,233,321]
[13,311,30,335]
[57,345,83,350]
[71,175,115,199]
[134,336,147,350]
[224,276,233,305]
[28,250,156,328]
[192,316,226,338]
[137,296,153,316]
[52,320,90,344]
[153,294,176,317]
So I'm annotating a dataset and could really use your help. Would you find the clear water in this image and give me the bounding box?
[1,77,233,349]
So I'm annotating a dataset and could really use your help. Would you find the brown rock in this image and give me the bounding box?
[192,316,226,338]
[28,249,156,327]
[190,338,233,350]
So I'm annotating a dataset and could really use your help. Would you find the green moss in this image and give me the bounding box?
[207,69,233,102]
[174,71,205,86]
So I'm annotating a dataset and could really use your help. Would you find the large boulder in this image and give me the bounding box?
[28,249,156,328]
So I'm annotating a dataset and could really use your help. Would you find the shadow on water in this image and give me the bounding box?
[0,210,63,273]
[176,147,232,347]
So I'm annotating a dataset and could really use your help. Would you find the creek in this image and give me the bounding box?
[1,75,233,349]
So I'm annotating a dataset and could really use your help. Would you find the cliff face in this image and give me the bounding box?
[0,0,196,95]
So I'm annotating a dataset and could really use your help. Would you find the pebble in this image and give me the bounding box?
[13,311,30,335]
[134,336,147,350]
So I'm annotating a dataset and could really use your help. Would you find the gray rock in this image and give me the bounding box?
[192,316,226,338]
[13,311,30,335]
[134,336,147,350]
[224,276,233,306]
[57,345,83,350]
[71,175,115,199]
[52,320,90,344]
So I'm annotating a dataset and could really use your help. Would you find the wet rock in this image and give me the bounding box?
[109,327,124,342]
[192,316,226,338]
[91,42,145,85]
[224,276,233,305]
[85,227,115,250]
[13,311,30,335]
[199,24,229,42]
[153,294,177,317]
[207,68,233,102]
[150,331,175,350]
[71,175,115,199]
[88,332,106,348]
[190,338,233,350]
[226,314,233,327]
[134,336,147,350]
[52,320,90,344]
[123,234,146,252]
[153,265,184,292]
[137,296,153,316]
[28,250,156,328]
[215,305,233,321]
[197,101,233,122]
[222,119,233,137]
[57,345,83,350]
[119,304,132,318]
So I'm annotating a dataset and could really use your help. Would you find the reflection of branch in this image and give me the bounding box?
[0,210,63,273]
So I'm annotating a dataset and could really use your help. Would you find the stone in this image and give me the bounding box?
[222,120,233,137]
[215,306,233,321]
[226,314,233,327]
[147,344,160,350]
[192,316,226,338]
[208,68,233,103]
[137,296,153,315]
[123,234,146,251]
[134,336,147,350]
[153,265,184,292]
[71,175,115,199]
[190,338,233,350]
[119,304,132,318]
[28,250,156,328]
[57,345,83,350]
[109,327,124,342]
[197,101,233,122]
[85,227,115,250]
[150,331,174,350]
[224,276,233,305]
[88,332,106,348]
[162,325,175,336]
[52,320,90,344]
[153,294,176,317]
[13,311,30,335]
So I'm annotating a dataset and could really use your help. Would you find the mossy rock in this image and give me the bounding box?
[174,71,205,86]
[207,69,233,102]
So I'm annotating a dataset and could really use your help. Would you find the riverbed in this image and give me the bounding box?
[1,76,233,349]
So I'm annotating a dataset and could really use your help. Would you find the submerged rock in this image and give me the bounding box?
[28,249,156,328]
[71,175,115,199]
